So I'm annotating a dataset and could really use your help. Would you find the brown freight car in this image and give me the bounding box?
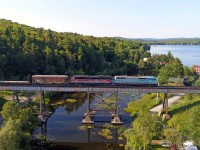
[32,75,68,84]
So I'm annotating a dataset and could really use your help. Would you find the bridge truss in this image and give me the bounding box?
[1,84,200,124]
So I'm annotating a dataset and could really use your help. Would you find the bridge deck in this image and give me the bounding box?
[0,84,200,93]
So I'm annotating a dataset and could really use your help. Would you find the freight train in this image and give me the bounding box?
[0,75,158,86]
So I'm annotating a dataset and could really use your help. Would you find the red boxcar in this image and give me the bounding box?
[32,75,68,84]
[70,75,112,84]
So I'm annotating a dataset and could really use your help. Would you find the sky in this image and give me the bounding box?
[0,0,200,38]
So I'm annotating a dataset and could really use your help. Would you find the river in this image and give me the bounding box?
[32,92,141,150]
[150,45,200,67]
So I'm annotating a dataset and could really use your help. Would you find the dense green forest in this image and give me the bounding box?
[0,19,197,85]
[0,19,152,80]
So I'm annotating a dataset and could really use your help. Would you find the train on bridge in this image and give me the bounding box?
[0,75,158,86]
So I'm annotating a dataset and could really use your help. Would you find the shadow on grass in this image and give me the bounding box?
[169,100,200,116]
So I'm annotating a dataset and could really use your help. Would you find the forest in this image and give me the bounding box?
[0,19,151,80]
[0,19,197,85]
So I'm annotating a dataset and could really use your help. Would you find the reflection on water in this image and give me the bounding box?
[32,92,140,150]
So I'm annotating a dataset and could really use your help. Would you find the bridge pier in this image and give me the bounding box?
[82,92,94,124]
[161,93,170,120]
[31,119,48,147]
[82,92,122,124]
[38,91,51,122]
[111,92,122,125]
[12,91,20,104]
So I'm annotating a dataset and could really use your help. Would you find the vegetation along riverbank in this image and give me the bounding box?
[124,93,200,150]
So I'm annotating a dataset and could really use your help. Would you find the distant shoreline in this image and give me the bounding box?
[114,37,200,45]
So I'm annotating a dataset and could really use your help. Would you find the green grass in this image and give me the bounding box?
[167,94,200,146]
[0,91,12,95]
[151,145,168,150]
[168,94,200,115]
[124,93,162,116]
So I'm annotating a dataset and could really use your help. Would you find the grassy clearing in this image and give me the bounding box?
[124,93,162,116]
[0,91,12,95]
[166,94,200,146]
[168,94,200,115]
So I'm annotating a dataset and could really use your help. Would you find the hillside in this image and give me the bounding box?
[0,19,151,80]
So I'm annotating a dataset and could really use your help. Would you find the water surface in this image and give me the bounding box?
[34,92,140,150]
[150,45,200,67]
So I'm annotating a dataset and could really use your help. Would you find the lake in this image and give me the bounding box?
[150,45,200,67]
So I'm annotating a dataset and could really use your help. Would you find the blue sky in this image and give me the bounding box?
[0,0,200,38]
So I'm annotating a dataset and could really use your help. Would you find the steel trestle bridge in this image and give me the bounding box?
[1,84,200,124]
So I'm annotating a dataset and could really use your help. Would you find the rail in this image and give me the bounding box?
[0,84,200,93]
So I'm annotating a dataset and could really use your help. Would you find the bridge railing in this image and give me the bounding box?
[0,84,200,93]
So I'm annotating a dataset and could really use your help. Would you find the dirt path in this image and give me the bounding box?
[150,93,184,113]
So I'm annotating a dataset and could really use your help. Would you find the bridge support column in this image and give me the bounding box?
[82,92,94,124]
[162,93,170,120]
[12,91,50,121]
[32,119,48,146]
[12,91,19,104]
[39,91,45,115]
[82,92,122,124]
[38,91,50,122]
[12,91,37,112]
[111,92,122,125]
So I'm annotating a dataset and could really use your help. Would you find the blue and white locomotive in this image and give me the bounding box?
[113,76,158,86]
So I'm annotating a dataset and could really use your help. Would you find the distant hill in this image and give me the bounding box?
[112,37,158,41]
[113,37,200,45]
